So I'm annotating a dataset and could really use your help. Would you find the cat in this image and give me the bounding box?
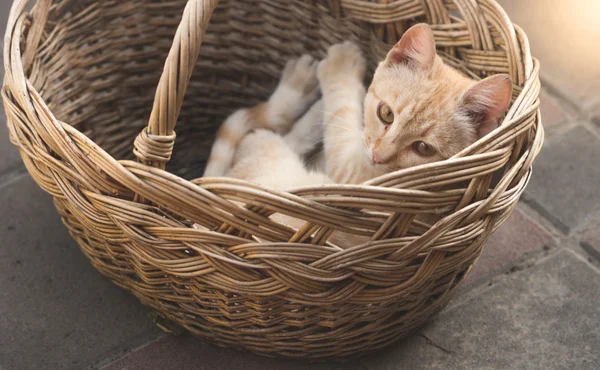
[201,23,513,248]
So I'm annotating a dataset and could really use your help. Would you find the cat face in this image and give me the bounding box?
[363,24,513,170]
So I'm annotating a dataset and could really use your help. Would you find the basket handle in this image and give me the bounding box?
[133,0,219,169]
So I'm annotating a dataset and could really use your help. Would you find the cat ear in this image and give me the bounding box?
[386,23,436,71]
[460,74,513,139]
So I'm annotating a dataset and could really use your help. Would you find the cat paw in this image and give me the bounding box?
[267,55,320,130]
[318,41,366,87]
[280,54,320,99]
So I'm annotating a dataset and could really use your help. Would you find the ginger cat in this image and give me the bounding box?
[202,24,512,248]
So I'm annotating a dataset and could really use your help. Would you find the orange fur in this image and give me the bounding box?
[203,55,319,177]
[203,24,513,248]
[247,102,270,129]
[321,24,513,178]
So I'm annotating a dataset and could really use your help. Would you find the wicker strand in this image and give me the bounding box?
[2,0,542,360]
[138,0,219,169]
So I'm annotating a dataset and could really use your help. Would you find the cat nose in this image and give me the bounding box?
[372,152,382,165]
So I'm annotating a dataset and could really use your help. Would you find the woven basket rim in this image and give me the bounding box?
[1,0,544,359]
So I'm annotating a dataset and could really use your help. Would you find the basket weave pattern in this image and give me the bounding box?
[3,0,542,359]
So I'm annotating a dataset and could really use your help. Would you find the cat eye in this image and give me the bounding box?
[413,141,436,157]
[377,103,394,124]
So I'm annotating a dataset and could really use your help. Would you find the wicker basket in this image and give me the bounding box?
[2,0,542,359]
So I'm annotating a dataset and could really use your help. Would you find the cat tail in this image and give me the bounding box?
[203,105,267,177]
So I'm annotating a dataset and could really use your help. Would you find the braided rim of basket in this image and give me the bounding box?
[2,0,543,354]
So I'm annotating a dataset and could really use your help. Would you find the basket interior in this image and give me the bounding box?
[31,0,498,180]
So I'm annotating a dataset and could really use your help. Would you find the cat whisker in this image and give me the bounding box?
[304,151,323,168]
[317,113,363,136]
[326,123,354,135]
[315,109,362,133]
[304,139,361,168]
[341,106,360,123]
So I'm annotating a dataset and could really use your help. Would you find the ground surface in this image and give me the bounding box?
[1,0,599,369]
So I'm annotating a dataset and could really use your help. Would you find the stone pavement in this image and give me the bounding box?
[1,0,599,369]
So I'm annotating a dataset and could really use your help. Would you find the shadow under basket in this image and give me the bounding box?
[2,0,542,360]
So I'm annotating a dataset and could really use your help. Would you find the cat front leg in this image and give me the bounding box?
[317,42,368,183]
[284,99,324,157]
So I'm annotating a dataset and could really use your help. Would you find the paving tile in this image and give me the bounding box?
[101,208,552,370]
[581,227,600,261]
[496,0,600,111]
[539,89,572,131]
[103,334,362,370]
[0,99,23,175]
[1,0,12,37]
[592,105,600,127]
[525,125,600,233]
[464,208,554,286]
[363,250,600,370]
[0,174,159,370]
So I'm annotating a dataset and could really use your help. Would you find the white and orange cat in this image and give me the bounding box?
[202,24,512,247]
